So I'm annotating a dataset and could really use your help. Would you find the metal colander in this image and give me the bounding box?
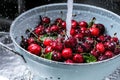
[10,3,120,80]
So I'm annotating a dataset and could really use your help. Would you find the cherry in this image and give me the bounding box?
[114,47,120,55]
[80,27,87,35]
[64,37,77,48]
[104,41,115,51]
[96,43,105,53]
[76,45,84,53]
[74,33,84,41]
[70,29,77,36]
[20,36,28,49]
[110,37,119,44]
[71,20,78,29]
[52,51,62,61]
[90,49,99,57]
[62,48,73,59]
[104,50,113,58]
[34,25,45,35]
[98,55,107,61]
[45,46,53,54]
[96,24,105,34]
[89,27,100,37]
[50,25,59,32]
[82,42,92,52]
[97,35,105,42]
[85,37,94,45]
[55,18,63,24]
[78,21,88,28]
[73,54,84,63]
[61,21,66,29]
[42,17,50,24]
[27,43,41,56]
[65,59,74,63]
[51,41,63,52]
[27,37,35,45]
[45,27,51,33]
[43,38,53,46]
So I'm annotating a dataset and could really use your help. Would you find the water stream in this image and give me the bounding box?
[66,0,73,38]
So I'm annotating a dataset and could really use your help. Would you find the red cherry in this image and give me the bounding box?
[65,59,74,64]
[64,37,77,48]
[78,21,88,28]
[98,55,107,61]
[96,43,105,53]
[27,43,41,56]
[96,24,105,34]
[76,46,84,53]
[89,27,100,37]
[73,54,84,63]
[61,21,66,29]
[70,29,77,36]
[50,25,59,32]
[104,50,113,58]
[52,51,62,61]
[85,37,94,44]
[62,48,73,59]
[97,35,105,42]
[45,46,53,54]
[71,20,78,29]
[27,37,35,45]
[43,38,53,46]
[45,27,51,33]
[110,37,119,44]
[104,41,115,51]
[74,33,84,40]
[51,41,63,52]
[80,27,87,35]
[90,49,99,57]
[42,17,50,24]
[55,18,63,24]
[34,25,45,35]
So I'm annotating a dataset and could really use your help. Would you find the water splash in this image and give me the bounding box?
[66,0,73,38]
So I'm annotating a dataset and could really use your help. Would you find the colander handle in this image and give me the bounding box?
[0,42,26,63]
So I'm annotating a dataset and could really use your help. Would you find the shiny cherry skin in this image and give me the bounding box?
[78,21,88,28]
[27,43,41,56]
[62,48,73,60]
[73,54,84,63]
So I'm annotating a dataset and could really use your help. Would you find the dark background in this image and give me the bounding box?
[0,0,120,31]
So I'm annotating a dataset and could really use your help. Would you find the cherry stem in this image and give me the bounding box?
[27,29,38,39]
[88,17,96,28]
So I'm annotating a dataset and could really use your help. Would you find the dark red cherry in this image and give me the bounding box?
[64,37,77,48]
[52,51,62,61]
[42,17,50,24]
[50,25,59,32]
[71,20,78,29]
[61,21,66,29]
[34,25,45,35]
[104,50,113,58]
[78,21,88,28]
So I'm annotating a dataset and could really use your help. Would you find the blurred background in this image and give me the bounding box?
[0,0,120,32]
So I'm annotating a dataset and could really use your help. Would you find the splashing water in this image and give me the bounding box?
[66,0,73,38]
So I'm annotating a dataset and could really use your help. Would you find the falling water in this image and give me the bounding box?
[66,0,73,38]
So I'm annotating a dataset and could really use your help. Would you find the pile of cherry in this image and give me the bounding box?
[20,16,120,63]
